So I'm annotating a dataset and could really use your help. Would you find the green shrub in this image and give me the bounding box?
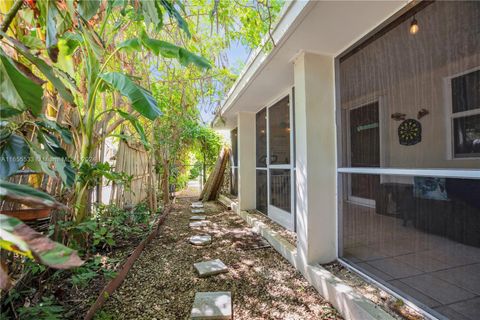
[18,296,64,320]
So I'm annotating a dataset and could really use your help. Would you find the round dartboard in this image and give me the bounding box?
[398,119,421,146]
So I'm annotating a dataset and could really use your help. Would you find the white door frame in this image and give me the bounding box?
[265,89,295,230]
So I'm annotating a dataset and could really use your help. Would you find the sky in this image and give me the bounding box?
[198,40,251,125]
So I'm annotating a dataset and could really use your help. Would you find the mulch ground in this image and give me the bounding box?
[100,198,342,319]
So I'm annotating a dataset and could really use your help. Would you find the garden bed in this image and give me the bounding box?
[1,203,160,319]
[100,198,341,319]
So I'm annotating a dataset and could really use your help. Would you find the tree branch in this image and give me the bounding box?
[0,0,23,36]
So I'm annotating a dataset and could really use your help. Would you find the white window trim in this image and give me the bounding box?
[444,66,480,160]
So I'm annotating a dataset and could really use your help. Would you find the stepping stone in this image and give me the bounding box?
[191,208,205,214]
[191,291,232,319]
[189,234,212,246]
[190,215,207,221]
[191,202,204,208]
[189,221,209,228]
[194,259,228,277]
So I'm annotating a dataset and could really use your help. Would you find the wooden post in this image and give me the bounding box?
[200,148,230,201]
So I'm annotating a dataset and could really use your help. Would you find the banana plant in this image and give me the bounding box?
[1,0,211,223]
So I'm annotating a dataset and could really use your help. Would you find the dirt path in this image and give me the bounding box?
[100,198,342,319]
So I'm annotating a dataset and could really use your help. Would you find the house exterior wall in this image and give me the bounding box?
[218,2,479,319]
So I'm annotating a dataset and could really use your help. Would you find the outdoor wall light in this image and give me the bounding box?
[409,16,419,35]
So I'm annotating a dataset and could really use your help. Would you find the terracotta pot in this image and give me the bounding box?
[0,208,51,221]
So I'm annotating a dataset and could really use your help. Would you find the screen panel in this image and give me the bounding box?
[269,97,291,165]
[256,109,267,168]
[270,169,291,213]
[256,170,267,214]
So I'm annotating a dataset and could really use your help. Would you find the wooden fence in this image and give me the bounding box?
[110,139,157,210]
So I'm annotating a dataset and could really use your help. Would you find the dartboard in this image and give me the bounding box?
[398,119,421,146]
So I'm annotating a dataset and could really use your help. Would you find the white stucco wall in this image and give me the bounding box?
[294,52,337,265]
[237,112,256,211]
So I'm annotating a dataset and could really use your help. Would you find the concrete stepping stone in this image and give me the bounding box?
[194,259,228,277]
[189,221,209,228]
[191,202,204,208]
[191,291,232,319]
[189,234,212,246]
[190,215,207,221]
[191,208,206,214]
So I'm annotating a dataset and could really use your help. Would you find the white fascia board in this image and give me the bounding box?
[219,0,313,117]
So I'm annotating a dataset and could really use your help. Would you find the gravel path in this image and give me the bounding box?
[101,198,342,319]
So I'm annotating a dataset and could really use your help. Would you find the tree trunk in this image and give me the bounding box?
[203,151,207,185]
[73,92,96,223]
[161,157,169,204]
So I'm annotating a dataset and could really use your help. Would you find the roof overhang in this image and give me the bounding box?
[214,0,409,130]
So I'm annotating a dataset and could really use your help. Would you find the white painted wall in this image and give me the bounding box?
[294,52,337,265]
[237,112,256,211]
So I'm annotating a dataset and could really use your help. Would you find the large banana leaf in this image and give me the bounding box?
[178,48,211,70]
[119,32,211,69]
[37,130,68,159]
[0,32,75,105]
[99,72,162,121]
[36,130,75,187]
[140,35,179,58]
[26,141,75,188]
[0,214,84,290]
[0,180,66,209]
[26,141,57,178]
[159,0,190,37]
[78,0,101,21]
[141,0,163,30]
[54,158,76,188]
[36,117,73,145]
[0,134,30,179]
[0,105,22,118]
[115,109,149,148]
[0,49,43,115]
[143,37,210,69]
[117,38,142,51]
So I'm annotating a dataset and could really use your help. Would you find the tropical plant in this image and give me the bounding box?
[0,0,211,223]
[0,0,286,316]
[18,296,65,320]
[0,181,84,291]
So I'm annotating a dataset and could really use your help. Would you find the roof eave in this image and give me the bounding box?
[218,1,314,119]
